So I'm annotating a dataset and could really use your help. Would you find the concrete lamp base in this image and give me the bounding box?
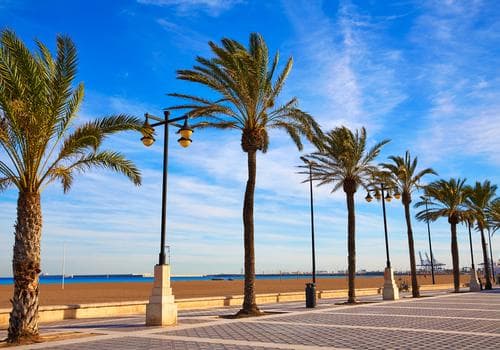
[469,269,481,292]
[145,264,178,326]
[382,267,400,300]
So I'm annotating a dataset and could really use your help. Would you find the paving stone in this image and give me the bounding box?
[165,321,497,349]
[404,302,500,310]
[334,305,500,319]
[42,337,282,350]
[266,312,500,334]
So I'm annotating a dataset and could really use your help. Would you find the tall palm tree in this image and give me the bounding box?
[381,151,437,297]
[302,126,389,303]
[415,178,469,293]
[169,33,321,316]
[0,30,142,343]
[465,181,497,289]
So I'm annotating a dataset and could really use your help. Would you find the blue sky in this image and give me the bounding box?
[0,0,499,277]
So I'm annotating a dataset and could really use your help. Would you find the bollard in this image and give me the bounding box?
[305,283,316,308]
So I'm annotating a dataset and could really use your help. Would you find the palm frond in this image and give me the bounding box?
[46,151,141,192]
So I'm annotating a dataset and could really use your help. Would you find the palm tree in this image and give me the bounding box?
[302,126,389,303]
[0,30,141,343]
[415,178,469,293]
[381,151,437,297]
[169,33,321,316]
[465,181,497,289]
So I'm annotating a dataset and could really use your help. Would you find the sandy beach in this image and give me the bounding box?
[0,274,470,309]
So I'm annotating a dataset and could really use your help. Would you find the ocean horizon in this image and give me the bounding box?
[0,272,386,285]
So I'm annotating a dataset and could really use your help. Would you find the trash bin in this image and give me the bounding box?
[305,283,316,308]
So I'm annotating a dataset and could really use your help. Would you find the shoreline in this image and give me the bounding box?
[0,274,469,308]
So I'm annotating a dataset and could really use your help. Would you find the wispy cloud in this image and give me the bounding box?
[410,0,500,170]
[156,18,212,52]
[137,0,243,17]
[281,0,407,132]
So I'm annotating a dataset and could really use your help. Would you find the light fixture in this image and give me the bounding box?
[177,118,193,148]
[374,190,382,200]
[385,191,392,202]
[394,190,401,200]
[141,119,155,147]
[365,192,373,202]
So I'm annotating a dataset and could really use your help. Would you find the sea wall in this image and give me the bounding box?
[0,283,457,327]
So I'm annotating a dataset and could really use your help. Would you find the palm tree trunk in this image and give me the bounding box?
[346,188,356,303]
[8,192,42,343]
[238,150,260,315]
[479,227,492,289]
[403,198,419,297]
[450,222,460,293]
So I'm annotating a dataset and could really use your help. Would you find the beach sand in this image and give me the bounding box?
[0,274,469,309]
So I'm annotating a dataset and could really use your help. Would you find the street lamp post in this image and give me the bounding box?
[366,183,400,300]
[422,196,436,284]
[141,110,193,326]
[301,157,316,308]
[467,220,481,291]
[488,228,495,283]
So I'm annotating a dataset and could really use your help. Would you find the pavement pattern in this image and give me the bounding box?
[1,289,499,349]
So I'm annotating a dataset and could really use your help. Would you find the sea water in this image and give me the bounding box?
[0,273,382,285]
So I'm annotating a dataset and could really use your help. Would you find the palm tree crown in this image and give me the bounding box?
[169,33,322,153]
[0,30,141,193]
[487,198,500,233]
[380,151,437,204]
[416,178,469,224]
[304,126,389,192]
[465,180,497,230]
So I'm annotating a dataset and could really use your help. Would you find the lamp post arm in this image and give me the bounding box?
[149,113,188,128]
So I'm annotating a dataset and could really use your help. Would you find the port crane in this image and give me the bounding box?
[417,251,445,272]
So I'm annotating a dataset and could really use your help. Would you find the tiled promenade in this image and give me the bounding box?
[2,289,499,349]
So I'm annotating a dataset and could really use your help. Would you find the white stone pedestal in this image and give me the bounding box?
[146,264,178,326]
[469,268,481,292]
[382,267,399,300]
